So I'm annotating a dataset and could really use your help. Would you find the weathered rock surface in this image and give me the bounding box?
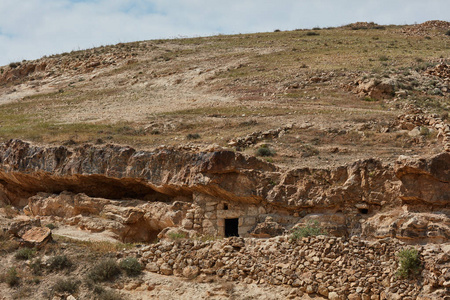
[0,139,449,243]
[20,226,52,247]
[395,152,450,206]
[250,216,285,238]
[23,191,185,242]
[354,78,395,99]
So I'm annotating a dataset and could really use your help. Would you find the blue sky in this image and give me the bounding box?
[0,0,449,66]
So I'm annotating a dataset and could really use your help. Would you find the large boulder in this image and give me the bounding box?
[21,226,52,247]
[355,78,395,99]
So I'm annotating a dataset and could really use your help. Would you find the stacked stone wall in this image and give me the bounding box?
[128,236,449,299]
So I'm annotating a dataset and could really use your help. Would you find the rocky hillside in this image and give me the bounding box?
[0,21,449,300]
[0,21,449,168]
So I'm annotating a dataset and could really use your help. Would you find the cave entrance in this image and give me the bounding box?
[225,218,239,237]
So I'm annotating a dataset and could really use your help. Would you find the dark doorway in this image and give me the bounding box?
[358,208,369,214]
[225,218,239,237]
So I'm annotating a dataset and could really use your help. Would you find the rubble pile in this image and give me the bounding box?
[401,20,450,36]
[425,63,450,81]
[126,236,450,299]
[397,113,450,152]
[227,124,293,148]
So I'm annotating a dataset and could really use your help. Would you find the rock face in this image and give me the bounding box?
[23,191,185,242]
[395,152,450,206]
[0,139,449,243]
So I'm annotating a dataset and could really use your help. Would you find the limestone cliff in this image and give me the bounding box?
[0,139,448,243]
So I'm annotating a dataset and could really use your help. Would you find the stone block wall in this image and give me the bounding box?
[181,192,268,237]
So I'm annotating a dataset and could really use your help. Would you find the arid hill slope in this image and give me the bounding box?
[0,21,449,168]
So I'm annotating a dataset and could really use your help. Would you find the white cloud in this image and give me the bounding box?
[0,0,449,66]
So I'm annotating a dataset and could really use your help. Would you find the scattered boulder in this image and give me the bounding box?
[8,216,41,237]
[20,226,52,247]
[354,78,395,99]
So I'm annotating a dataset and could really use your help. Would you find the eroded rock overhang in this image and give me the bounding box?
[0,139,278,206]
[0,139,449,242]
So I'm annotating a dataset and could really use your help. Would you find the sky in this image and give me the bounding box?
[0,0,449,66]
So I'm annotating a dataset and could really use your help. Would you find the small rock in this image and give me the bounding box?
[182,266,199,279]
[146,263,159,273]
[160,263,173,275]
[328,291,340,300]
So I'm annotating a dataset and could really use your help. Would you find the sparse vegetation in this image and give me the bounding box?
[0,20,448,299]
[5,267,20,287]
[92,286,124,300]
[88,259,121,282]
[300,144,319,157]
[45,223,57,230]
[186,133,201,140]
[290,220,327,240]
[53,277,80,294]
[363,96,378,102]
[15,248,35,260]
[53,235,134,253]
[48,255,73,271]
[419,126,430,136]
[396,248,421,279]
[9,62,20,69]
[167,232,187,240]
[256,145,276,157]
[119,257,142,276]
[30,258,43,275]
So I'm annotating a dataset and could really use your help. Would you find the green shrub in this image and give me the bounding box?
[379,55,389,62]
[15,248,35,260]
[363,96,378,102]
[290,220,327,240]
[186,133,201,140]
[6,267,19,287]
[88,259,121,282]
[306,31,319,36]
[92,286,123,300]
[419,127,430,136]
[396,248,421,279]
[45,223,57,230]
[256,145,276,157]
[446,30,450,36]
[53,277,80,294]
[9,62,20,69]
[30,258,43,275]
[119,257,142,276]
[167,232,187,240]
[48,255,72,271]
